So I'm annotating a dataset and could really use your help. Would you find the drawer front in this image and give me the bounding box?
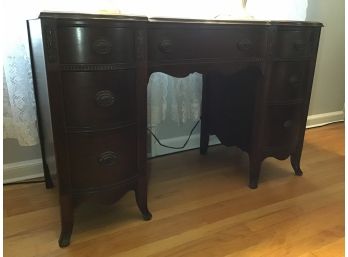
[263,104,303,154]
[62,71,136,130]
[68,126,137,190]
[268,61,309,103]
[273,30,313,58]
[57,27,134,64]
[149,28,267,62]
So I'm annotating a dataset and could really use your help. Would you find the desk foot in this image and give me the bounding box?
[135,181,152,221]
[249,157,261,189]
[200,147,208,155]
[200,117,209,155]
[58,232,71,248]
[294,169,303,176]
[141,210,152,221]
[248,180,258,189]
[59,195,73,247]
[291,154,303,176]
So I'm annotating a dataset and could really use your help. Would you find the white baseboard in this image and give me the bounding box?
[149,134,221,158]
[3,159,44,183]
[306,111,344,128]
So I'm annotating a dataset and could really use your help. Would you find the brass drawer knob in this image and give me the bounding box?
[158,39,173,54]
[237,39,252,51]
[95,90,116,107]
[98,151,118,166]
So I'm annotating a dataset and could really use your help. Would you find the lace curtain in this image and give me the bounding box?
[3,13,40,146]
[148,73,203,127]
[3,0,307,146]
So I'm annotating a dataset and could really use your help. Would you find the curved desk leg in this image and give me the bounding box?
[249,156,262,189]
[58,194,74,247]
[135,178,152,221]
[200,122,209,155]
[291,152,303,176]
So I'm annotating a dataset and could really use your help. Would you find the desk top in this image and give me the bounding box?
[38,12,323,27]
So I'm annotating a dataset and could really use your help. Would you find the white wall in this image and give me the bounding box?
[306,0,345,125]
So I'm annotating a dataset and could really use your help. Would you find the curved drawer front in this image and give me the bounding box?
[148,28,267,62]
[263,104,303,155]
[57,26,134,64]
[268,61,309,103]
[67,126,137,190]
[273,30,313,58]
[62,70,136,130]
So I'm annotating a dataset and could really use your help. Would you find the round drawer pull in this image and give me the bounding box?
[158,39,173,54]
[98,151,118,166]
[95,90,116,107]
[283,120,293,128]
[293,40,306,51]
[237,39,252,51]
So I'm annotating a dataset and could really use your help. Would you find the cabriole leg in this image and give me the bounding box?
[58,194,74,248]
[200,125,209,155]
[135,178,152,221]
[290,152,303,176]
[249,157,262,189]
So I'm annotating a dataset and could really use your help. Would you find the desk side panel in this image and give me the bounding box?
[27,19,57,179]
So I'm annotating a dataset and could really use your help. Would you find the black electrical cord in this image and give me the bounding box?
[147,120,200,149]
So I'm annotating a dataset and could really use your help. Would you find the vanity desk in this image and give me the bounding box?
[27,12,322,247]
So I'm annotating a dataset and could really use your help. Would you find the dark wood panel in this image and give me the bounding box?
[27,19,56,187]
[61,70,136,130]
[262,104,303,157]
[67,126,137,190]
[148,27,267,62]
[273,30,314,58]
[205,68,262,151]
[57,27,134,64]
[268,61,309,103]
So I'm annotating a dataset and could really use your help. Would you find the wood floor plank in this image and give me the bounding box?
[3,122,344,257]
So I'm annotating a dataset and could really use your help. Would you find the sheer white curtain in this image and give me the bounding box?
[3,0,308,146]
[3,6,40,146]
[148,73,203,127]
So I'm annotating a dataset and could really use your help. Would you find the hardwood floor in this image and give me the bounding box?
[4,123,344,257]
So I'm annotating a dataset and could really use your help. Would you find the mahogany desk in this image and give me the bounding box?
[27,12,322,247]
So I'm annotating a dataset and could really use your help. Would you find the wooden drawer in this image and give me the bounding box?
[67,126,137,190]
[62,71,136,130]
[148,28,267,62]
[57,27,134,64]
[268,61,309,103]
[273,30,313,58]
[263,104,303,155]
